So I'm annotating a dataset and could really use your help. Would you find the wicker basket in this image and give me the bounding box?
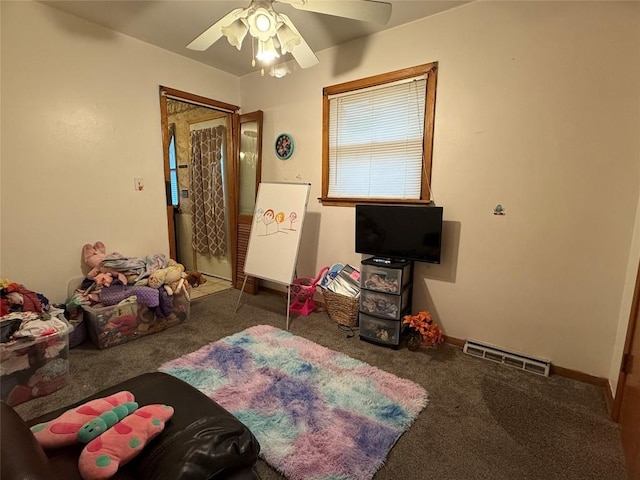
[322,289,360,327]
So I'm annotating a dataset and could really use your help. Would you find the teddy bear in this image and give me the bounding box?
[82,242,127,285]
[148,261,186,295]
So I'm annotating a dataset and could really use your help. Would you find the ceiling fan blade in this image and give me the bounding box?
[279,14,319,69]
[289,36,320,69]
[282,0,392,25]
[187,8,246,51]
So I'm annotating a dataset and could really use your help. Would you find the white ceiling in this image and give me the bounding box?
[40,0,469,76]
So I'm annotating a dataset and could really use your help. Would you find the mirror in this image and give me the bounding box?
[238,111,263,216]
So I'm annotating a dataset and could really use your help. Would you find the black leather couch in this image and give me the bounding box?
[1,372,261,480]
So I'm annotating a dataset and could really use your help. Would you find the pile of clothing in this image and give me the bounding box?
[0,281,66,344]
[1,280,71,406]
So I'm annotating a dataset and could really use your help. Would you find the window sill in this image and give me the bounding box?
[318,197,433,207]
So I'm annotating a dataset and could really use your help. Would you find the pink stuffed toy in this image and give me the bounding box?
[82,242,127,285]
[78,404,174,480]
[94,273,114,288]
[30,391,135,449]
[83,242,107,279]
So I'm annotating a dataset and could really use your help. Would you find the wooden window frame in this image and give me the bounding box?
[321,62,438,207]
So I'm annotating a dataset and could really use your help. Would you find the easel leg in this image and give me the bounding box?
[235,276,248,314]
[286,285,291,331]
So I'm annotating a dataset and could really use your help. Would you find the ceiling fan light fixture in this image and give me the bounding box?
[275,24,301,55]
[270,64,290,79]
[256,37,279,63]
[255,13,271,32]
[248,7,277,40]
[221,19,249,50]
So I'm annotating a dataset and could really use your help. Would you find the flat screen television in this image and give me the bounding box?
[355,204,443,264]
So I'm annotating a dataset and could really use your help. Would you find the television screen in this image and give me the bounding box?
[355,204,443,263]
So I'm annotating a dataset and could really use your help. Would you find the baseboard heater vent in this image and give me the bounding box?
[463,340,551,377]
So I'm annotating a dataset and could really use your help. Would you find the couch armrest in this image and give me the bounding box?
[0,401,59,480]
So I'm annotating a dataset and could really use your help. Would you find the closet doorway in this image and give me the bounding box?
[159,87,239,296]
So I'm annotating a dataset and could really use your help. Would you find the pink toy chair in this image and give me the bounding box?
[289,267,329,316]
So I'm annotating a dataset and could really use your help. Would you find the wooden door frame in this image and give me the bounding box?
[158,86,240,277]
[234,110,263,293]
[612,260,640,420]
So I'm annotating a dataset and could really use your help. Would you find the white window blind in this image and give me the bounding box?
[328,76,427,199]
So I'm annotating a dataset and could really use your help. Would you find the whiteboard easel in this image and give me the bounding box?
[235,182,311,329]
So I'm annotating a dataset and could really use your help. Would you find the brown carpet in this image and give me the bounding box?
[14,289,627,480]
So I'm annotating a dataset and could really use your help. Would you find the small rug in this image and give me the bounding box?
[159,325,427,480]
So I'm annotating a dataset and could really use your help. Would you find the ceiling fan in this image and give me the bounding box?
[187,0,392,75]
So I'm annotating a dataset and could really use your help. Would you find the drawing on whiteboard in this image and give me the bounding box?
[263,209,276,235]
[283,212,298,231]
[275,211,286,233]
[256,208,292,236]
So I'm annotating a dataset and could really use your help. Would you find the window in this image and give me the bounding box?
[321,62,438,206]
[168,124,179,207]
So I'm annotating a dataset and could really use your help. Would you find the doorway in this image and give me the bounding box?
[613,261,640,479]
[159,87,240,297]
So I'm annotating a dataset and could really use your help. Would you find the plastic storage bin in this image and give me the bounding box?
[0,318,73,406]
[82,287,190,349]
[360,286,410,320]
[358,313,402,347]
[360,259,411,294]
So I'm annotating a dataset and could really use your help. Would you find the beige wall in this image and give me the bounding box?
[239,1,640,379]
[0,1,239,301]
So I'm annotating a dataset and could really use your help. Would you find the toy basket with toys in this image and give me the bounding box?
[321,289,360,327]
[320,264,361,327]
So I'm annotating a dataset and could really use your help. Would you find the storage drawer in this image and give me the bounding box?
[360,259,411,294]
[360,287,410,320]
[359,313,401,346]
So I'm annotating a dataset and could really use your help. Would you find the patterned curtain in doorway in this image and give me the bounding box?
[190,126,227,257]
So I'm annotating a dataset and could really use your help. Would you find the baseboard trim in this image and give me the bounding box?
[443,335,465,348]
[549,364,607,387]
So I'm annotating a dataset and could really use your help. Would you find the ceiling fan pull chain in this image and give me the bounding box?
[251,37,256,67]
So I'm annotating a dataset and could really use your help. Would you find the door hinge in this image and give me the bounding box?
[621,353,633,374]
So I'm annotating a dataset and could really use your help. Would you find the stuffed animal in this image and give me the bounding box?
[148,261,185,294]
[82,242,106,278]
[185,271,207,288]
[82,242,127,285]
[30,391,136,448]
[77,402,139,444]
[93,273,114,288]
[78,404,174,480]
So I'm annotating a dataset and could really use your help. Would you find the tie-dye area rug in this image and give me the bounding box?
[159,325,428,480]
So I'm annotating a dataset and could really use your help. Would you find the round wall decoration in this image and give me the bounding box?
[275,133,294,160]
